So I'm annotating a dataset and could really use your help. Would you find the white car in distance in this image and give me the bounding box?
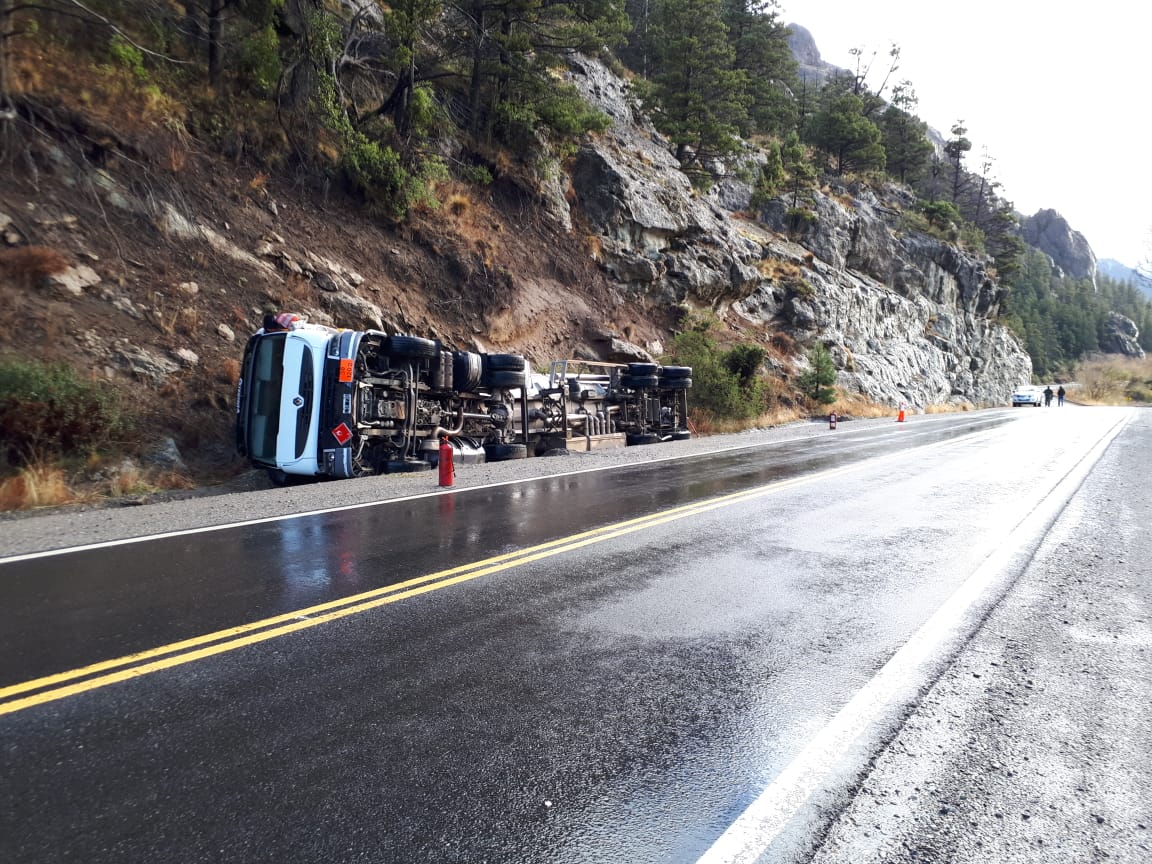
[1011,385,1046,407]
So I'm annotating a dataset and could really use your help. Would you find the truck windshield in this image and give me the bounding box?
[246,334,286,463]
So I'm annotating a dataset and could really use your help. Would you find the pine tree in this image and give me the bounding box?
[648,0,751,172]
[878,82,933,184]
[798,344,837,404]
[721,0,797,136]
[805,91,884,175]
[944,121,972,203]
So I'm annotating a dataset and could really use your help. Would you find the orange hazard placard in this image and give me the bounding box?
[338,359,354,382]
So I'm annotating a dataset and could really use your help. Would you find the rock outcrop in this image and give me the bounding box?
[1098,312,1145,358]
[787,24,843,85]
[1021,209,1097,285]
[566,56,1031,408]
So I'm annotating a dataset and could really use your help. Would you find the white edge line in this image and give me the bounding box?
[0,413,1014,566]
[694,410,1132,864]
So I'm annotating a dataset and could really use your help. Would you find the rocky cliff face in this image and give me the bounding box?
[1021,209,1098,285]
[1099,312,1146,358]
[787,24,843,85]
[565,57,1032,407]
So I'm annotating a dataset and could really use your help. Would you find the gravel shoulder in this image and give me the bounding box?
[806,410,1152,863]
[0,416,897,559]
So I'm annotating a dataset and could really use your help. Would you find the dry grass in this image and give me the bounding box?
[0,246,70,289]
[689,404,807,436]
[0,462,75,510]
[107,462,153,497]
[830,392,894,418]
[1076,357,1152,404]
[0,453,199,511]
[924,402,974,414]
[177,307,201,337]
[446,194,471,217]
[217,358,241,386]
[757,256,804,281]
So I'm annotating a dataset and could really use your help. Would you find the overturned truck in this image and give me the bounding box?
[236,318,692,483]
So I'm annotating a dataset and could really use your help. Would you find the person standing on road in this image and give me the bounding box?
[1044,385,1054,407]
[1058,385,1066,407]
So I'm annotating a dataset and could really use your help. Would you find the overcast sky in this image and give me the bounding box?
[780,0,1150,268]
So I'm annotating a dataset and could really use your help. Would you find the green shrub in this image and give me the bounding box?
[0,360,127,465]
[665,317,764,420]
[785,207,817,236]
[108,34,147,81]
[236,24,282,95]
[723,343,766,384]
[797,343,837,405]
[921,200,961,230]
[1126,385,1151,403]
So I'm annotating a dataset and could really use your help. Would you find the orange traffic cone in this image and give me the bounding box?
[896,402,906,423]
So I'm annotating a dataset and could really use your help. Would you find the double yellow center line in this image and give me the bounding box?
[0,456,894,718]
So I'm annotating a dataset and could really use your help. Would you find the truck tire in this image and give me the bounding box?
[660,365,692,379]
[484,442,528,461]
[621,375,659,390]
[486,370,527,389]
[453,352,483,392]
[385,459,433,473]
[486,353,527,371]
[662,377,692,390]
[670,429,692,441]
[385,335,439,360]
[627,362,659,376]
[626,432,661,446]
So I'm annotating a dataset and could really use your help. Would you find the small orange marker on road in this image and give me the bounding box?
[896,402,906,423]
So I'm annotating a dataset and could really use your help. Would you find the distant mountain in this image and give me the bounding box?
[1098,258,1152,299]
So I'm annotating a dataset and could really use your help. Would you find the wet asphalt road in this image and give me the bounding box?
[0,407,1143,863]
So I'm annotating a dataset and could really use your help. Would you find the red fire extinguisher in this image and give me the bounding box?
[438,436,454,487]
[829,411,838,430]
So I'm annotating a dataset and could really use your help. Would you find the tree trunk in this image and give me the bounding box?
[467,7,484,134]
[0,0,14,112]
[208,0,224,90]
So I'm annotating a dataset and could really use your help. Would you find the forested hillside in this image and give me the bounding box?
[1000,251,1152,378]
[2,0,1144,366]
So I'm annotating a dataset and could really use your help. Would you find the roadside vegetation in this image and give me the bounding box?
[0,358,195,510]
[1073,357,1152,405]
[663,314,911,433]
[999,251,1152,380]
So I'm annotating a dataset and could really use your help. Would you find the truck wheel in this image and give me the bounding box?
[386,335,439,359]
[486,370,527,389]
[627,362,659,376]
[660,365,692,379]
[670,430,692,441]
[662,378,692,390]
[453,352,483,391]
[385,459,433,473]
[621,375,659,389]
[484,442,528,461]
[486,353,527,371]
[626,432,661,446]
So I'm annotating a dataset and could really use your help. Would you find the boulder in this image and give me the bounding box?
[1098,312,1145,358]
[47,265,100,298]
